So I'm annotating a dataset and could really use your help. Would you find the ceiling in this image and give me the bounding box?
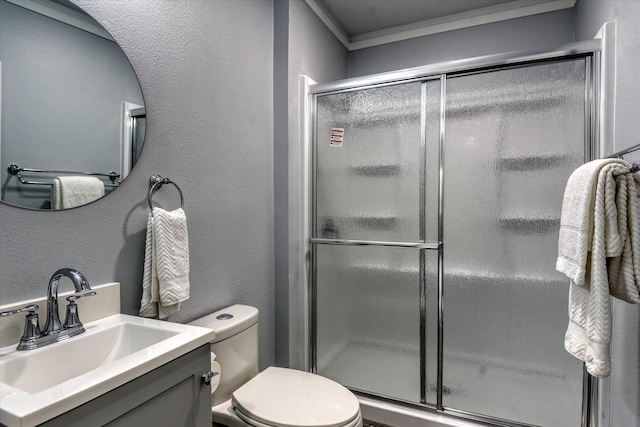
[315,0,518,36]
[309,0,576,50]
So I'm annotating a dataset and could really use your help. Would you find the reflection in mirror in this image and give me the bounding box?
[0,0,145,210]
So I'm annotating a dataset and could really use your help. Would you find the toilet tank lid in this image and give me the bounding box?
[188,304,258,342]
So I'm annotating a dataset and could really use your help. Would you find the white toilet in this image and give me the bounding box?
[189,304,363,427]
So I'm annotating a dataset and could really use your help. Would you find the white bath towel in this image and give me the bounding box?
[51,176,105,210]
[558,159,640,378]
[139,207,190,319]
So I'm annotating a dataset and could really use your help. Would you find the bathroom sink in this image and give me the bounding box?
[1,320,179,394]
[0,314,215,427]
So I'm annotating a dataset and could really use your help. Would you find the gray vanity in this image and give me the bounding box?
[0,282,215,427]
[37,345,211,427]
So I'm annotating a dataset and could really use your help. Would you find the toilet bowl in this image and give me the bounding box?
[189,305,362,427]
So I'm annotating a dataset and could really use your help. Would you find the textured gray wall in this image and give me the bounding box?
[347,9,575,77]
[287,0,349,368]
[274,0,348,367]
[0,0,276,369]
[0,1,143,208]
[273,0,291,368]
[575,2,640,426]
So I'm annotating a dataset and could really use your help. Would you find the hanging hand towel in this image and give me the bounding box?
[140,207,190,319]
[51,176,105,210]
[557,159,640,378]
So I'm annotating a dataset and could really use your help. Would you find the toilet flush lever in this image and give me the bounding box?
[202,370,217,385]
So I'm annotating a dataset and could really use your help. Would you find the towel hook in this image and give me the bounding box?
[148,174,184,215]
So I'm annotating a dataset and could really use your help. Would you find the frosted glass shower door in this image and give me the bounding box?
[315,83,423,243]
[442,59,586,426]
[313,81,440,404]
[315,246,437,403]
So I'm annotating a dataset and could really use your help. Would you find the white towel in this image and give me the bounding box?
[558,159,640,378]
[556,159,623,284]
[51,176,105,210]
[139,207,190,319]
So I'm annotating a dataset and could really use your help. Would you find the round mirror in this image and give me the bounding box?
[0,0,145,210]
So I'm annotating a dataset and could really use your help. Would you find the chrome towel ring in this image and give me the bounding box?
[148,174,184,215]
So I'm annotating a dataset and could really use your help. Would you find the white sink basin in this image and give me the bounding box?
[0,314,215,427]
[1,321,178,394]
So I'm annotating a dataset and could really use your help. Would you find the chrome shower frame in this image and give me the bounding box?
[305,39,606,427]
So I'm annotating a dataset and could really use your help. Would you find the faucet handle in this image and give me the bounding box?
[65,291,97,302]
[63,292,96,330]
[0,305,43,351]
[0,304,39,317]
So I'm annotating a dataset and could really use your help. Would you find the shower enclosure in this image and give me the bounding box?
[309,42,600,427]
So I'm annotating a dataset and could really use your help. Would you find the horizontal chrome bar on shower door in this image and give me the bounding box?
[310,40,602,95]
[310,238,440,250]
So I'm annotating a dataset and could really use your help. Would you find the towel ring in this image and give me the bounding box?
[148,174,184,215]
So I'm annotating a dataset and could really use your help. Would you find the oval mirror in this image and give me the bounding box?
[0,0,145,210]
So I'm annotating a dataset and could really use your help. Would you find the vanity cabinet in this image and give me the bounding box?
[38,344,211,427]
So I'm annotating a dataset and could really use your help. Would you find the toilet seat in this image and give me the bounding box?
[231,367,362,427]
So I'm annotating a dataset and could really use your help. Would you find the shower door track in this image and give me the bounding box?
[309,238,439,250]
[308,39,605,427]
[310,40,601,95]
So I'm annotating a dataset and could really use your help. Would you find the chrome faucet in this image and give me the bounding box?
[0,268,95,350]
[44,268,92,335]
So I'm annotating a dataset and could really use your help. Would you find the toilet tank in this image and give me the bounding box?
[189,304,259,406]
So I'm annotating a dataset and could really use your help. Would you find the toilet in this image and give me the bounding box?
[189,304,363,427]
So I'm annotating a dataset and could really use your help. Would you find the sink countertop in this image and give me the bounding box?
[0,314,215,427]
